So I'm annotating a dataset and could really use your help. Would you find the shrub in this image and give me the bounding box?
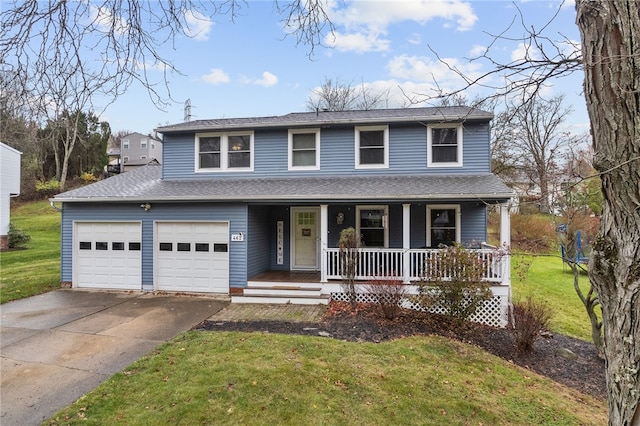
[8,222,31,248]
[363,277,407,320]
[510,214,556,253]
[509,296,554,353]
[35,179,61,197]
[81,172,98,183]
[416,243,493,324]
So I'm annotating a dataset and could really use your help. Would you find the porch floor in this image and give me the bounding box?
[249,270,321,283]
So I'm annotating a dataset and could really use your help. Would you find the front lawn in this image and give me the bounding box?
[47,332,607,425]
[0,200,61,303]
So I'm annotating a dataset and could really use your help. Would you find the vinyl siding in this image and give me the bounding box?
[161,121,491,180]
[247,205,271,277]
[61,202,248,289]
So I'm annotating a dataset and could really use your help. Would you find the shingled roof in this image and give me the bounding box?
[155,106,493,134]
[53,163,513,203]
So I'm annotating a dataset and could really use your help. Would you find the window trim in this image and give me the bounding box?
[427,124,463,168]
[122,139,129,150]
[426,204,461,247]
[356,205,389,248]
[355,125,389,169]
[195,131,254,172]
[141,138,147,149]
[288,128,320,170]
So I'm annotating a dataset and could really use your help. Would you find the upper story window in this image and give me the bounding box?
[427,124,463,167]
[355,126,388,169]
[288,128,320,170]
[151,140,155,150]
[426,205,460,247]
[141,139,147,149]
[122,139,129,150]
[196,132,254,172]
[356,205,388,248]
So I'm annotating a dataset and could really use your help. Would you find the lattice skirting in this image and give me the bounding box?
[330,288,509,328]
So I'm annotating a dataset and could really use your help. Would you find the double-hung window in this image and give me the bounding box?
[196,132,253,171]
[356,206,388,247]
[427,124,463,167]
[289,129,320,170]
[426,205,460,247]
[122,139,129,150]
[355,126,388,169]
[141,139,147,149]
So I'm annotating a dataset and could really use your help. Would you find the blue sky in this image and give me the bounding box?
[97,0,587,136]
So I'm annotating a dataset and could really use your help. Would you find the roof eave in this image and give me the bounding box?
[52,192,514,203]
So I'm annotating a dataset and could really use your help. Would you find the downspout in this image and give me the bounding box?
[49,200,62,212]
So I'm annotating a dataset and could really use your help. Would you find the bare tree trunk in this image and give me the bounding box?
[576,1,640,424]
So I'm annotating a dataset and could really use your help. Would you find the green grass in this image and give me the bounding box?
[512,254,596,341]
[0,200,61,303]
[47,332,607,426]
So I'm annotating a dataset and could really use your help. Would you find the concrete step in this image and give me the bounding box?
[231,295,330,305]
[246,281,322,290]
[243,287,322,297]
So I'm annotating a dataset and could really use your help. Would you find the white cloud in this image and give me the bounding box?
[325,30,391,53]
[387,54,483,87]
[184,10,213,41]
[325,0,477,53]
[469,44,487,57]
[408,33,422,45]
[90,6,129,35]
[239,72,279,87]
[202,68,230,85]
[510,43,542,62]
[254,71,279,87]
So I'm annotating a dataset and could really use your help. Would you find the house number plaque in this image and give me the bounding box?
[277,221,284,264]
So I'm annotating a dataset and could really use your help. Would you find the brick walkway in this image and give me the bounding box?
[208,303,327,323]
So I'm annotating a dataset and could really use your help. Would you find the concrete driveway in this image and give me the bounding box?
[0,289,227,425]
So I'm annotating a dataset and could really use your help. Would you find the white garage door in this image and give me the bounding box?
[155,222,229,293]
[74,222,142,290]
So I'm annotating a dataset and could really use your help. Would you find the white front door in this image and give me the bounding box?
[291,207,319,270]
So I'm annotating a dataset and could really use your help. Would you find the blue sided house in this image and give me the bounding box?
[52,107,514,326]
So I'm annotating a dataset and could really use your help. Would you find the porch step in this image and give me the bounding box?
[233,281,329,305]
[231,295,329,305]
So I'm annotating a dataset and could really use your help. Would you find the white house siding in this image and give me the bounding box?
[0,142,22,250]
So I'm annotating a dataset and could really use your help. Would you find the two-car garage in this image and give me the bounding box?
[73,221,229,293]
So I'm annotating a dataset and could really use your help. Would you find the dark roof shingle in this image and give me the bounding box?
[53,164,513,203]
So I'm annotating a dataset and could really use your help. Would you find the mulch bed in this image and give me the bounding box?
[194,302,606,400]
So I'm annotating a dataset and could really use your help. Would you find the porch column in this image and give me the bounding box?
[320,204,328,283]
[402,203,411,283]
[500,202,511,286]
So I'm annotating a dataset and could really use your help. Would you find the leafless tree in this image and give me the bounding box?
[509,94,580,213]
[427,2,640,423]
[307,77,390,111]
[1,1,333,189]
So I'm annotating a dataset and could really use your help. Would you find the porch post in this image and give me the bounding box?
[500,202,511,286]
[402,203,411,283]
[320,204,328,283]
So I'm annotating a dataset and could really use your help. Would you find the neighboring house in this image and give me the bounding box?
[52,107,513,326]
[107,132,162,174]
[0,142,22,250]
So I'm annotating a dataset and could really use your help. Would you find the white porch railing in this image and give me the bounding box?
[324,248,506,284]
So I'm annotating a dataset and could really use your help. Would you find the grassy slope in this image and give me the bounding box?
[47,332,606,426]
[511,254,595,341]
[0,200,61,303]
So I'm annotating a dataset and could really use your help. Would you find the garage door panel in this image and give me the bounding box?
[156,222,229,293]
[74,222,141,290]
